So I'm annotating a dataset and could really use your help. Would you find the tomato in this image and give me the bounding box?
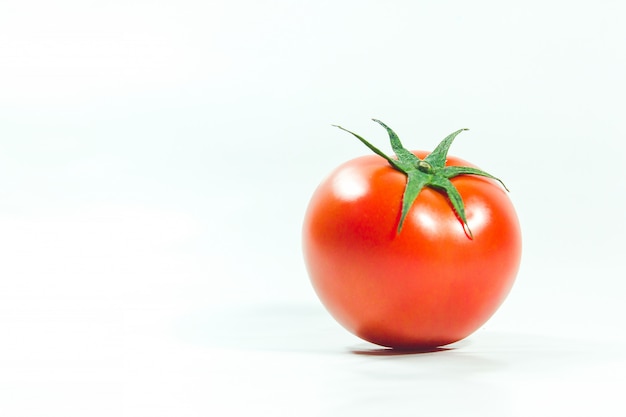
[302,120,521,349]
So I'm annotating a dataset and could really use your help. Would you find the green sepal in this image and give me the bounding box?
[332,124,408,172]
[397,171,429,233]
[334,119,509,239]
[443,165,509,192]
[424,128,468,168]
[427,175,474,239]
[372,119,421,167]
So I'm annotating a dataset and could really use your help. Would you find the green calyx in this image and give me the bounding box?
[333,119,509,239]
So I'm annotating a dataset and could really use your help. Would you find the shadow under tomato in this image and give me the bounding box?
[351,346,454,356]
[349,337,471,356]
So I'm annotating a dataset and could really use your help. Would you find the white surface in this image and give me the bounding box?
[1,0,626,415]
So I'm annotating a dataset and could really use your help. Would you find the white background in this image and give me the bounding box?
[1,0,625,416]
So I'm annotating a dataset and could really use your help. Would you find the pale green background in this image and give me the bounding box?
[1,1,625,415]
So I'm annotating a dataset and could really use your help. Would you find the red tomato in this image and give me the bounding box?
[302,133,521,349]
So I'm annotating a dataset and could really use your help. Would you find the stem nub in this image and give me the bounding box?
[417,161,432,173]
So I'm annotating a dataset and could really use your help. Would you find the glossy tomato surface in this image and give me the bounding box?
[302,151,521,349]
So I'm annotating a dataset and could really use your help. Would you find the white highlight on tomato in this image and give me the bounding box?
[467,201,490,234]
[414,209,439,234]
[331,166,369,201]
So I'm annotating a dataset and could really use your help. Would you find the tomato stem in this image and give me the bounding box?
[417,160,432,173]
[334,119,509,238]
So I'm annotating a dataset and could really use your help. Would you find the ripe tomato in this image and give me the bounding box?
[302,121,521,349]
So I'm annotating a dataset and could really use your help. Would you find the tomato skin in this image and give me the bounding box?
[302,151,521,348]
